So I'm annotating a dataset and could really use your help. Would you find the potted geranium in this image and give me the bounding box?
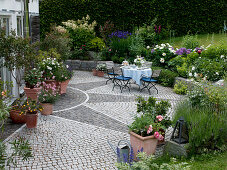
[38,82,59,115]
[55,64,73,94]
[96,64,106,77]
[24,68,43,101]
[128,96,171,159]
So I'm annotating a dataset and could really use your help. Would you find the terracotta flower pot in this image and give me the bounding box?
[97,70,104,77]
[26,111,38,128]
[41,103,53,115]
[92,69,97,76]
[130,131,158,160]
[24,87,42,102]
[9,109,26,124]
[60,79,70,94]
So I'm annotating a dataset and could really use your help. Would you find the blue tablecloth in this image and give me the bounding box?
[122,67,152,86]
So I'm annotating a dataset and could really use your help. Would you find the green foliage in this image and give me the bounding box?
[174,81,188,95]
[128,34,145,57]
[158,69,178,87]
[24,68,43,88]
[39,26,72,61]
[201,44,227,60]
[116,152,190,170]
[87,37,106,52]
[182,35,200,49]
[173,100,227,155]
[168,56,186,72]
[177,63,188,78]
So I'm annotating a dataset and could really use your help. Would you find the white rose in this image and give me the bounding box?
[189,72,193,77]
[160,47,164,50]
[147,46,150,49]
[192,66,195,71]
[162,53,166,56]
[216,72,219,75]
[47,66,52,70]
[155,45,159,48]
[66,65,69,68]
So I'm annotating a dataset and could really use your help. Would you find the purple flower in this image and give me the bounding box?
[158,25,161,34]
[151,49,155,53]
[176,48,191,55]
[154,25,158,33]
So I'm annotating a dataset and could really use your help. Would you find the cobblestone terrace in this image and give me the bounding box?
[4,71,184,170]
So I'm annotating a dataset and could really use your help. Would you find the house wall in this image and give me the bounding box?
[0,0,39,97]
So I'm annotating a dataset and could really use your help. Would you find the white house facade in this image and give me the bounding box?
[0,0,40,97]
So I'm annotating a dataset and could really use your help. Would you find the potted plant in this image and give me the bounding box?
[92,68,97,76]
[9,98,27,124]
[96,64,106,77]
[55,64,73,94]
[128,96,171,159]
[38,82,59,115]
[38,50,63,89]
[23,68,43,101]
[23,98,43,128]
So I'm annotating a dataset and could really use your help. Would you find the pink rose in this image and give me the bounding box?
[147,125,153,134]
[154,132,159,139]
[109,49,111,52]
[156,115,163,122]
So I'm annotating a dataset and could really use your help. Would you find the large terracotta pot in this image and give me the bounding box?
[24,87,42,102]
[97,71,104,77]
[26,111,38,128]
[9,109,26,124]
[130,131,158,160]
[92,69,97,76]
[60,79,70,94]
[40,103,53,115]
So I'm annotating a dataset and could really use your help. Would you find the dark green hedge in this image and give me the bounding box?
[40,0,227,38]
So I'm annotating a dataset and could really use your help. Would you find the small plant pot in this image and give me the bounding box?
[24,87,42,102]
[9,109,26,124]
[41,103,53,115]
[60,79,70,94]
[92,69,97,76]
[97,70,104,77]
[26,111,38,128]
[130,131,158,160]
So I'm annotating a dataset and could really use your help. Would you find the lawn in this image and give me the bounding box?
[162,33,227,48]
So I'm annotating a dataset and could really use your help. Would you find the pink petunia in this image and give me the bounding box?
[147,125,153,134]
[156,115,163,122]
[154,132,160,139]
[158,135,164,141]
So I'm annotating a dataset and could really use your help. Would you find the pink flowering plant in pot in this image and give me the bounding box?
[38,82,59,104]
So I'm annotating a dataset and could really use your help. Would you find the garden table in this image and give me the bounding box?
[122,67,152,86]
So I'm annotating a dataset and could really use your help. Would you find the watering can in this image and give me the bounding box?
[107,140,132,163]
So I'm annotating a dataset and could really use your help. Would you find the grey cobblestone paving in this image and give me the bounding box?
[5,70,185,169]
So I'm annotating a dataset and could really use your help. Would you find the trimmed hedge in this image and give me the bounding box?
[40,0,227,38]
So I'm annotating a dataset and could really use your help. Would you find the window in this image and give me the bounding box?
[0,16,10,36]
[17,16,23,37]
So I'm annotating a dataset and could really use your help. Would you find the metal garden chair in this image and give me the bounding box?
[140,69,161,94]
[112,68,132,93]
[105,61,119,84]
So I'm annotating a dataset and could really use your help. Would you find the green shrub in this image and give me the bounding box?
[62,15,97,50]
[87,37,106,52]
[182,34,200,49]
[128,34,145,57]
[201,44,227,60]
[168,56,186,72]
[158,69,178,87]
[173,81,188,95]
[176,63,188,78]
[40,26,72,61]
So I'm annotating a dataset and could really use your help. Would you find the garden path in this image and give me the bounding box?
[4,71,184,169]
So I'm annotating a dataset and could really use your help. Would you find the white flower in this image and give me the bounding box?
[66,65,69,68]
[161,44,165,47]
[160,47,164,50]
[162,53,166,56]
[216,72,219,75]
[147,46,150,49]
[160,58,165,63]
[154,48,157,50]
[192,66,195,71]
[220,55,224,59]
[47,66,52,70]
[194,72,198,77]
[155,45,159,48]
[189,72,193,77]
